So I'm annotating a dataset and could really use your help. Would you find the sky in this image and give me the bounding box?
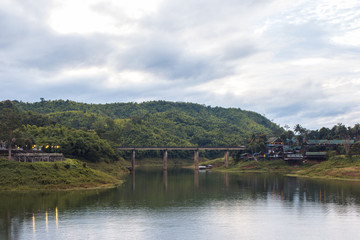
[1,0,360,129]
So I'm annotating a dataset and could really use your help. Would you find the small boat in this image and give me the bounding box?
[199,165,213,170]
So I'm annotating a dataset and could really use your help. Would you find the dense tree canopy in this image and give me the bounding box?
[20,125,116,162]
[4,99,359,161]
[292,123,360,141]
[1,99,283,160]
[13,100,281,146]
[0,100,23,159]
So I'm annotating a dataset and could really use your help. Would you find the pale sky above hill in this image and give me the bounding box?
[1,0,360,129]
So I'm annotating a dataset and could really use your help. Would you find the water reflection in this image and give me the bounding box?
[45,211,48,233]
[225,172,229,190]
[163,170,168,191]
[32,213,35,234]
[29,207,58,237]
[55,207,58,229]
[1,169,360,240]
[194,170,199,189]
[131,171,136,192]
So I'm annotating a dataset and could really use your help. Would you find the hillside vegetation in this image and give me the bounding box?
[7,99,281,160]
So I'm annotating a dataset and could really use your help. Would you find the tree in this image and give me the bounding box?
[247,133,267,155]
[343,139,352,156]
[349,142,360,157]
[318,127,331,139]
[0,101,23,160]
[294,124,304,135]
[280,130,295,146]
[294,124,307,145]
[349,124,360,140]
[334,123,348,139]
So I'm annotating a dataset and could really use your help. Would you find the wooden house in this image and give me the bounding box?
[266,137,284,158]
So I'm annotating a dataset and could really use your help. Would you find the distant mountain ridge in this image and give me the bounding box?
[13,99,281,148]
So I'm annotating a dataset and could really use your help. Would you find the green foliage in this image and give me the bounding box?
[0,100,23,159]
[0,158,121,191]
[21,125,117,162]
[247,133,267,154]
[0,100,23,139]
[296,156,360,179]
[349,142,360,157]
[9,99,283,159]
[327,150,338,158]
[229,160,293,172]
[293,122,360,141]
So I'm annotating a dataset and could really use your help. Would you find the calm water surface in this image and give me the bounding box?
[1,167,360,240]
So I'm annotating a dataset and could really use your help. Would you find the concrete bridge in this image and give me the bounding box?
[117,147,246,171]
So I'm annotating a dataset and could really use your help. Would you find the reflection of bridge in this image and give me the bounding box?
[131,169,230,192]
[117,147,246,170]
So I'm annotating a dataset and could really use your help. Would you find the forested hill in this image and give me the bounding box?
[0,99,282,161]
[15,100,274,127]
[13,100,281,146]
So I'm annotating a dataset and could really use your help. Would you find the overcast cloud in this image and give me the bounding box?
[1,0,360,129]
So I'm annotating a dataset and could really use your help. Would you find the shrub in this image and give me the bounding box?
[349,142,360,157]
[327,150,338,158]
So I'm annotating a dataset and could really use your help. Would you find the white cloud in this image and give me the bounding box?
[48,0,163,34]
[1,0,360,129]
[332,29,360,46]
[48,1,119,34]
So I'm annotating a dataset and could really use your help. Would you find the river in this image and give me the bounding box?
[1,167,360,240]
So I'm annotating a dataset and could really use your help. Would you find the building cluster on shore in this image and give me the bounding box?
[252,137,356,162]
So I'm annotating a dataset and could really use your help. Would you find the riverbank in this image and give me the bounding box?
[205,155,360,181]
[291,155,360,180]
[0,158,129,191]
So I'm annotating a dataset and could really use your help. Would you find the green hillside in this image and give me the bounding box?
[3,99,282,160]
[14,100,280,142]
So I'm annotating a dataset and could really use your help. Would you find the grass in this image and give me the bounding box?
[294,155,360,180]
[206,155,360,180]
[0,158,129,191]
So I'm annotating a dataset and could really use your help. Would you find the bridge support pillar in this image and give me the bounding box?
[131,150,136,172]
[224,150,229,168]
[163,150,168,170]
[194,150,199,170]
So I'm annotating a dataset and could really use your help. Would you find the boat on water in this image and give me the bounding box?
[199,165,213,170]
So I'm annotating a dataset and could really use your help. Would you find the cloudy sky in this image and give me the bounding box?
[1,0,360,129]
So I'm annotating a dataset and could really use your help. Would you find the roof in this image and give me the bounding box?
[306,140,354,145]
[267,137,282,143]
[284,145,301,151]
[286,154,303,158]
[305,152,327,156]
